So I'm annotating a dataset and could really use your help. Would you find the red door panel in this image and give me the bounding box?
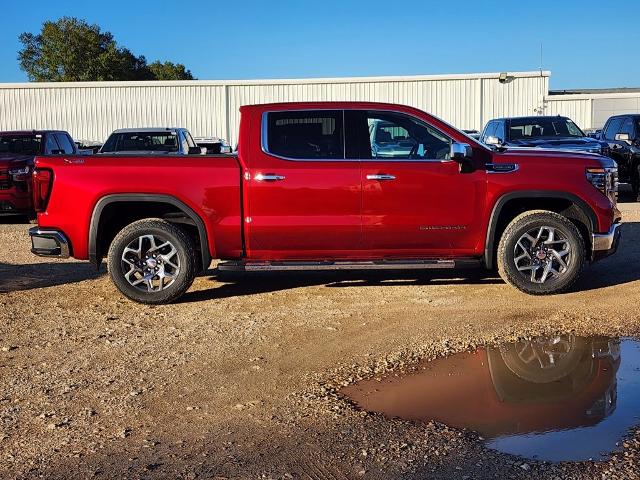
[244,109,362,259]
[362,161,486,257]
[246,159,361,259]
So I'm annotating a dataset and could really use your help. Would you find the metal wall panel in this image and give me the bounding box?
[545,93,640,130]
[0,72,549,146]
[544,97,593,129]
[592,96,640,128]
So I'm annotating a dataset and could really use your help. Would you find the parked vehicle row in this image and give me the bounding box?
[29,101,621,304]
[99,128,206,155]
[480,116,608,154]
[0,127,233,217]
[0,130,78,217]
[479,113,640,201]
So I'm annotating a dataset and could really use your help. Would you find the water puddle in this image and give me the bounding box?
[341,335,640,461]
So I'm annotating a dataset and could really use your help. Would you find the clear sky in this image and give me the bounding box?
[0,0,638,89]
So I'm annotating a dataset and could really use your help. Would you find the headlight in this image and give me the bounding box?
[8,166,30,176]
[586,167,618,202]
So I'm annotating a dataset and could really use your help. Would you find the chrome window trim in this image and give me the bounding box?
[260,109,459,164]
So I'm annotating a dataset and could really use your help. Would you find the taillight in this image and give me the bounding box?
[32,168,53,212]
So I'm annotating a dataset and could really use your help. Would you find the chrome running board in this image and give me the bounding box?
[218,259,458,272]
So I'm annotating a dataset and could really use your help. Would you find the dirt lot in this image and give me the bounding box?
[1,198,640,480]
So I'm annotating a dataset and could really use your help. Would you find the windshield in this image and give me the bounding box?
[508,118,585,140]
[0,135,42,155]
[101,132,179,153]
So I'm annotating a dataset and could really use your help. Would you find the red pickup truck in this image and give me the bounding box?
[29,102,621,304]
[1,130,79,217]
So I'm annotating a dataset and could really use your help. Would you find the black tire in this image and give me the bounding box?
[497,210,585,295]
[107,219,197,304]
[634,164,640,201]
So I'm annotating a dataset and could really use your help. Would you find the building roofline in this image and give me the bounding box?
[0,71,551,90]
[550,87,640,95]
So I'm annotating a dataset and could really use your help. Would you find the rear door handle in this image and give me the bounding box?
[366,174,396,181]
[254,173,285,181]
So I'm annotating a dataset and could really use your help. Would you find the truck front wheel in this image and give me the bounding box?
[497,211,585,295]
[107,219,197,304]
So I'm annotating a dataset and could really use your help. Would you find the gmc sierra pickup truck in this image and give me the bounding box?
[0,130,78,216]
[29,102,621,304]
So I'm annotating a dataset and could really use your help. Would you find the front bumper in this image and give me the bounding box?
[591,222,622,262]
[29,227,70,258]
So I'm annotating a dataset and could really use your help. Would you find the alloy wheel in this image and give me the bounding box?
[513,226,572,284]
[121,234,180,292]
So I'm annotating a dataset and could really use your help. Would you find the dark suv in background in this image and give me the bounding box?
[600,114,640,199]
[480,116,609,155]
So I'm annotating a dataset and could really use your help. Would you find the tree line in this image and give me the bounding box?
[18,17,195,82]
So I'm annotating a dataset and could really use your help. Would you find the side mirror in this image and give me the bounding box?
[450,142,473,161]
[484,136,501,146]
[615,133,631,143]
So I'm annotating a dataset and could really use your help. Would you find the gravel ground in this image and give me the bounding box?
[1,199,640,479]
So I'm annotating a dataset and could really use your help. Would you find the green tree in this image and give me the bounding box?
[18,17,194,82]
[148,61,194,80]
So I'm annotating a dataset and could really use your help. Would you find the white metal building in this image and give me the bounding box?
[2,70,638,145]
[545,91,640,130]
[0,71,550,145]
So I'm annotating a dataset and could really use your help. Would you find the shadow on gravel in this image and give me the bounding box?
[0,262,103,293]
[181,218,640,302]
[180,269,502,303]
[0,215,32,225]
[574,221,640,292]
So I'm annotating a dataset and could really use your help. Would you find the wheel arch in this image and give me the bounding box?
[89,194,212,271]
[484,191,597,269]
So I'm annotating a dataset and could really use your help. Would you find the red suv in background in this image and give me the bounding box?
[0,130,78,217]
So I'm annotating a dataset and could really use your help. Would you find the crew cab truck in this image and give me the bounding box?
[29,102,621,304]
[99,128,205,155]
[0,130,78,216]
[600,114,640,200]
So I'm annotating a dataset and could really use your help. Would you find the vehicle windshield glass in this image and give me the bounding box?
[0,135,42,155]
[508,118,585,140]
[101,132,179,153]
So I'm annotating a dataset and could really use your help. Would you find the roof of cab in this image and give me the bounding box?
[0,129,68,135]
[109,128,187,134]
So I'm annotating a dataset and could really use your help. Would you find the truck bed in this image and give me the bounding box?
[34,153,244,261]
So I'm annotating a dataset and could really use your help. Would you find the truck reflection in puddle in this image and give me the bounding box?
[341,335,640,461]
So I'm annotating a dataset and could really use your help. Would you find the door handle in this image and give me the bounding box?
[254,173,285,181]
[366,174,396,181]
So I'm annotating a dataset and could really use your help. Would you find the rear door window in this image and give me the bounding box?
[266,111,344,159]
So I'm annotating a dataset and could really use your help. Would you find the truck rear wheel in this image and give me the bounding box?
[497,210,585,295]
[107,219,197,304]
